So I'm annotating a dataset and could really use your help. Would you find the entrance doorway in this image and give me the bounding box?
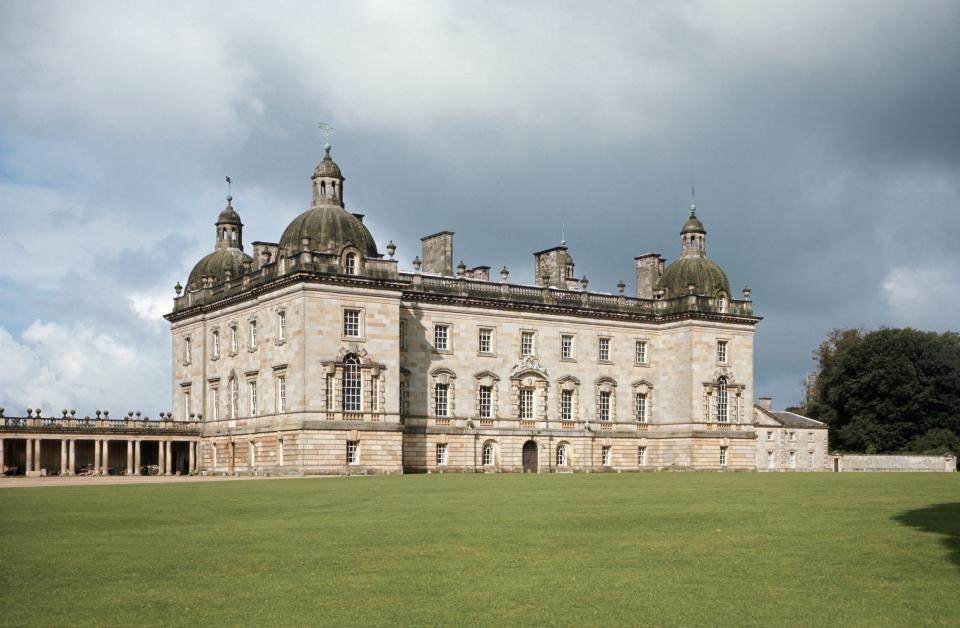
[522,441,538,473]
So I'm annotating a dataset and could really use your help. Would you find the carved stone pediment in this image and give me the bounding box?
[510,355,548,380]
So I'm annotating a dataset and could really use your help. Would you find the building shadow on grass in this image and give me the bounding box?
[893,503,960,572]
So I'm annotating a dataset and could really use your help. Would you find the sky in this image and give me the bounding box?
[1,0,958,416]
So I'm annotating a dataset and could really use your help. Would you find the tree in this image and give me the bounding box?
[805,327,960,456]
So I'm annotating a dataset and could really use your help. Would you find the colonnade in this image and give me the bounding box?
[0,437,199,477]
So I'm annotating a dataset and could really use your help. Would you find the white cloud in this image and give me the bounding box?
[0,322,168,416]
[882,263,960,331]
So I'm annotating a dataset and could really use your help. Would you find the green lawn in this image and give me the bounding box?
[1,473,958,626]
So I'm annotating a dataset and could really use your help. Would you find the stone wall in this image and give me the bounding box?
[834,454,956,472]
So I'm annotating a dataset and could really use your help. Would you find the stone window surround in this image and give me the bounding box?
[321,349,385,417]
[716,336,730,365]
[474,371,500,419]
[597,336,612,364]
[702,371,745,423]
[273,364,288,414]
[433,322,452,353]
[557,376,580,422]
[595,377,617,422]
[341,247,364,276]
[210,327,221,360]
[510,370,547,421]
[477,326,496,356]
[556,442,571,467]
[341,306,366,341]
[430,368,457,418]
[246,371,259,417]
[482,440,497,466]
[632,379,653,423]
[228,322,240,356]
[634,338,650,366]
[399,320,407,351]
[519,329,537,357]
[247,317,259,352]
[183,335,192,365]
[559,332,576,362]
[275,308,287,345]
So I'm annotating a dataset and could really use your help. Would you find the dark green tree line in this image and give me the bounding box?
[804,327,960,456]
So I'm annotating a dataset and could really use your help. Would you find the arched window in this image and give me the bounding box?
[482,442,495,466]
[557,444,569,466]
[345,252,357,275]
[716,377,728,423]
[343,355,362,412]
[717,293,726,312]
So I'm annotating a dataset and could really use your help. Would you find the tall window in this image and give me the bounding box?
[346,441,360,465]
[638,446,647,466]
[212,330,220,358]
[720,446,728,466]
[718,294,726,312]
[519,388,534,419]
[277,376,287,413]
[230,326,238,353]
[184,337,192,363]
[399,382,409,419]
[635,392,647,423]
[435,383,449,417]
[808,451,815,468]
[598,337,610,362]
[434,324,449,351]
[602,446,612,466]
[277,311,286,341]
[478,328,493,353]
[249,320,258,349]
[483,443,495,466]
[479,386,492,418]
[229,377,238,419]
[635,340,647,364]
[183,389,192,417]
[345,252,357,275]
[521,331,535,356]
[436,443,448,466]
[399,320,406,350]
[716,378,729,423]
[789,451,796,469]
[212,388,220,421]
[599,391,611,421]
[561,389,573,421]
[343,309,360,337]
[343,356,362,412]
[717,340,728,363]
[249,381,258,417]
[561,334,574,360]
[767,451,774,469]
[557,444,569,466]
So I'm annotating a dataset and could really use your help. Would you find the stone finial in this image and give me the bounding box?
[580,275,589,290]
[36,409,42,418]
[457,260,467,277]
[26,408,33,417]
[742,285,752,301]
[687,283,696,295]
[412,256,422,272]
[617,280,625,294]
[103,410,109,418]
[62,409,69,417]
[190,413,196,419]
[174,282,183,296]
[500,266,509,282]
[70,409,76,417]
[128,411,134,418]
[0,407,4,418]
[136,411,141,418]
[196,413,203,421]
[386,240,397,259]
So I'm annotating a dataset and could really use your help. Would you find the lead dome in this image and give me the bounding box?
[656,204,731,298]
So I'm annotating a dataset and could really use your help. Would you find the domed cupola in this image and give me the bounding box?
[187,195,254,290]
[278,144,379,258]
[656,201,731,299]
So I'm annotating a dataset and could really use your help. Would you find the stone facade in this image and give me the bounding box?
[164,146,769,475]
[753,399,830,471]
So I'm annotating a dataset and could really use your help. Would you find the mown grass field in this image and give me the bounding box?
[1,473,958,626]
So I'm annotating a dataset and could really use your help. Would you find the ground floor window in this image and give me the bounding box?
[519,388,534,419]
[720,446,728,466]
[436,443,448,466]
[601,446,611,466]
[482,443,495,466]
[638,446,646,466]
[346,441,360,465]
[557,444,569,466]
[789,451,796,469]
[767,450,774,468]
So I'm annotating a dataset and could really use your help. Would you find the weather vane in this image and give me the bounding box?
[318,122,335,147]
[225,176,232,200]
[690,185,696,214]
[561,222,566,246]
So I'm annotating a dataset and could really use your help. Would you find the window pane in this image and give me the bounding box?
[343,356,362,412]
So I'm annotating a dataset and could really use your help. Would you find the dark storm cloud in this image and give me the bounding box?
[1,0,958,411]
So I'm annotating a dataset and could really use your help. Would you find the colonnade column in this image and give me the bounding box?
[68,439,75,475]
[60,439,67,476]
[133,440,141,476]
[34,439,41,473]
[158,441,165,476]
[126,441,133,475]
[0,439,4,473]
[101,440,109,475]
[26,438,34,474]
[94,439,101,475]
[165,441,173,475]
[188,441,195,475]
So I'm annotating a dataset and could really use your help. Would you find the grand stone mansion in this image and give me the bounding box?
[0,145,829,476]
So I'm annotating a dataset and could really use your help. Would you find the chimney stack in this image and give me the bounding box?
[758,397,773,411]
[635,253,665,299]
[420,231,454,276]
